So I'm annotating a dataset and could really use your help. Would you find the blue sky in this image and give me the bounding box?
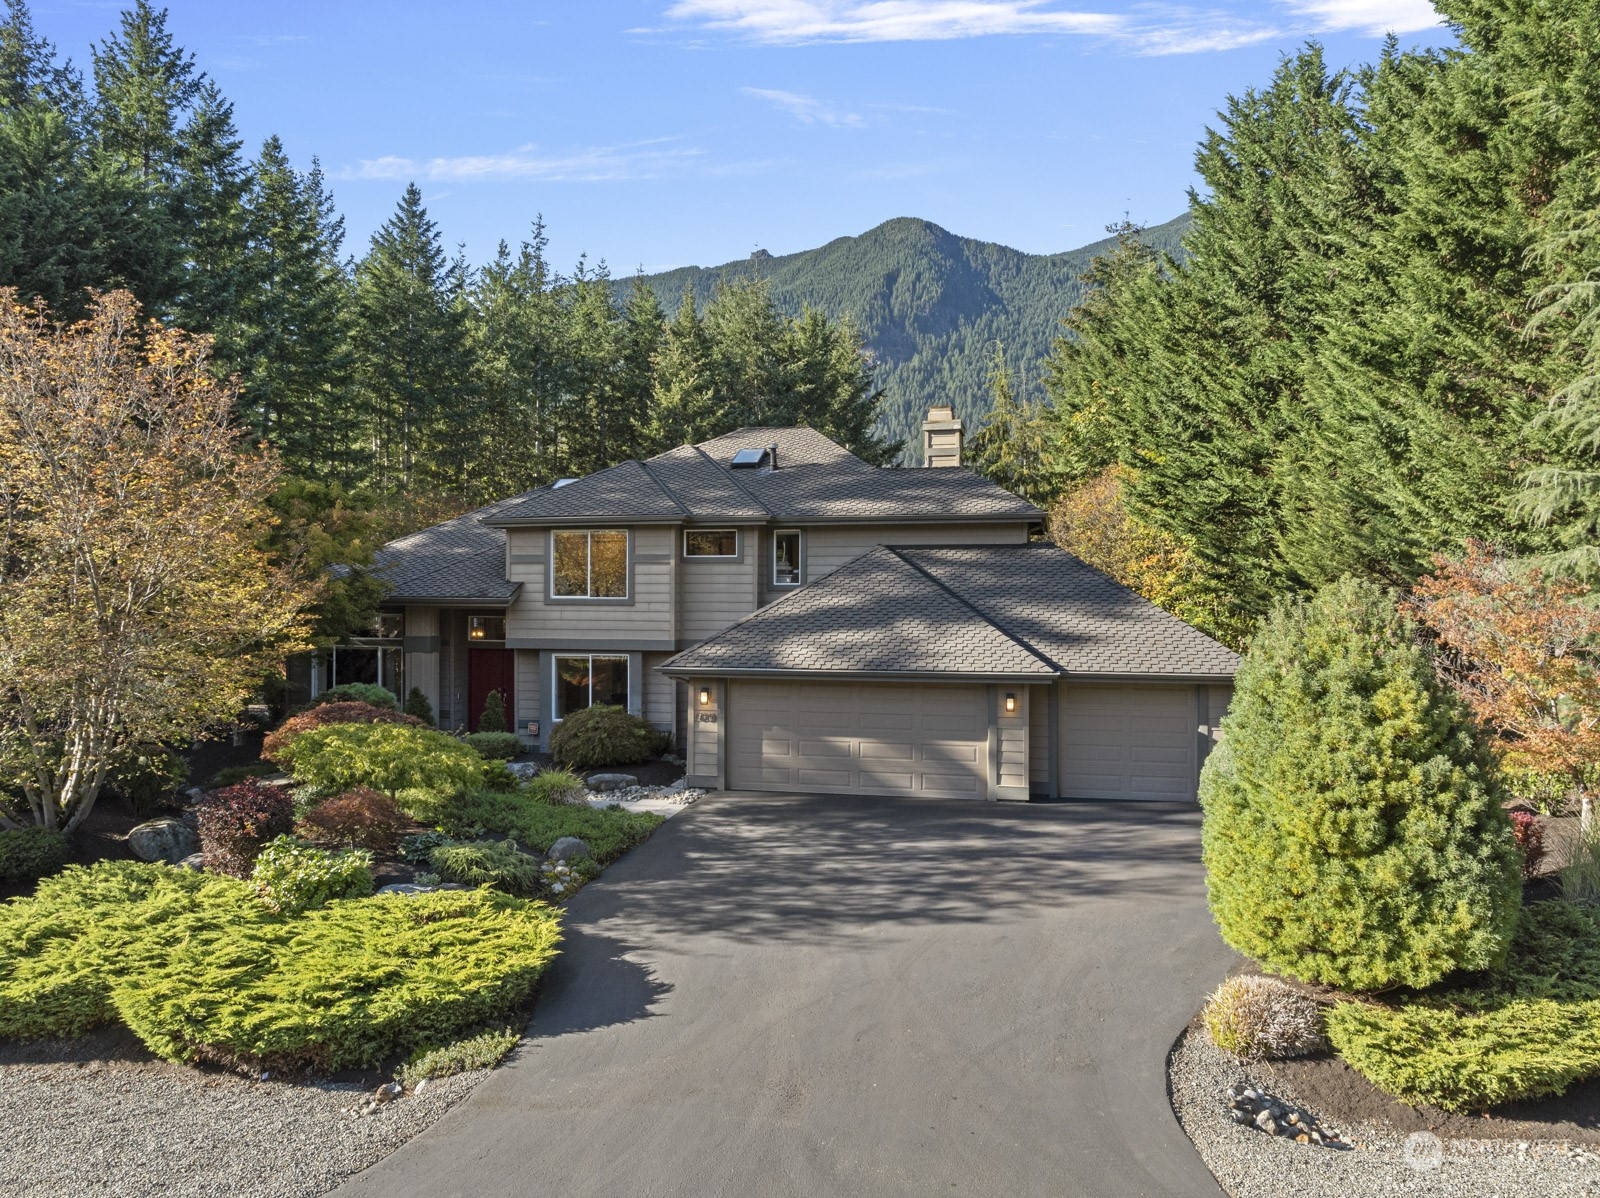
[36,1,1451,272]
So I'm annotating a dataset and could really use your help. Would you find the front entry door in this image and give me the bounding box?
[467,648,515,732]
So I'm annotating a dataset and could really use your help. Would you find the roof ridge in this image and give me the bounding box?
[691,443,775,518]
[886,546,1064,674]
[633,457,694,518]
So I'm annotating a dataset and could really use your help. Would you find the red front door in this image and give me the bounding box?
[467,648,515,732]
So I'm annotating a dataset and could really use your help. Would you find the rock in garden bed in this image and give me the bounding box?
[1169,1027,1600,1198]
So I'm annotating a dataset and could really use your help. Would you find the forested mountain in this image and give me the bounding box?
[628,215,1188,447]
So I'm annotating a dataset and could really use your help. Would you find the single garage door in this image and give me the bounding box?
[729,681,988,798]
[1060,684,1197,800]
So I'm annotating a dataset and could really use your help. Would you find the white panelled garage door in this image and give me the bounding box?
[1060,684,1197,800]
[729,681,988,798]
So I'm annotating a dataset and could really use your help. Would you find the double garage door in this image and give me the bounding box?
[728,681,988,798]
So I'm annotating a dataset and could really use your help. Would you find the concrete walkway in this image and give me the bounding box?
[332,793,1236,1198]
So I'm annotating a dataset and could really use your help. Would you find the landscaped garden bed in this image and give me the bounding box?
[1174,570,1600,1197]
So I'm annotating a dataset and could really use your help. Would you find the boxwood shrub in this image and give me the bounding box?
[1327,903,1600,1110]
[462,732,524,761]
[549,705,668,770]
[0,826,71,885]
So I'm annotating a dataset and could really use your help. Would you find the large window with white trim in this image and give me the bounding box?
[553,655,629,720]
[551,530,628,599]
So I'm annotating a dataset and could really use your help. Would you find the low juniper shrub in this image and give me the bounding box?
[314,683,398,709]
[462,732,523,761]
[197,779,297,878]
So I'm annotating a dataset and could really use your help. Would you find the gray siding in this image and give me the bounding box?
[804,522,1030,581]
[505,525,676,642]
[678,526,760,643]
[643,651,677,737]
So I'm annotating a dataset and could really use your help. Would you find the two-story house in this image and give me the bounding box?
[301,413,1238,802]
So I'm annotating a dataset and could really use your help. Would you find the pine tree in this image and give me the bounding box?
[648,286,718,451]
[235,137,355,479]
[351,183,470,497]
[614,276,665,461]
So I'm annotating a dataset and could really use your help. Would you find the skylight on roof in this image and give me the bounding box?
[730,448,769,468]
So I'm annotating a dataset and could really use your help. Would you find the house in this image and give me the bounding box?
[305,414,1239,801]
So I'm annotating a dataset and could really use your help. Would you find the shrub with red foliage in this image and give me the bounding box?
[261,701,425,764]
[1510,810,1548,880]
[299,787,406,851]
[197,779,297,877]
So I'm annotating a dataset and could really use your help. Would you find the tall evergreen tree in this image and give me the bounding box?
[351,183,470,496]
[648,286,718,452]
[968,342,1053,505]
[235,136,354,479]
[169,79,248,362]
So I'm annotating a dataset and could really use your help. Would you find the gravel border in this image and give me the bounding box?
[1,1034,500,1198]
[1169,1028,1600,1198]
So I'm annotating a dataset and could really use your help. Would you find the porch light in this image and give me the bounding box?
[698,687,711,707]
[1004,692,1017,714]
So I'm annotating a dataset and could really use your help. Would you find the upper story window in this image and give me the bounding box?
[773,530,802,587]
[468,615,506,641]
[684,529,738,558]
[552,530,629,599]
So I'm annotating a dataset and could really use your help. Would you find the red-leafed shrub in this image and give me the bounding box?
[1510,811,1548,880]
[299,788,406,851]
[197,780,297,878]
[262,701,424,764]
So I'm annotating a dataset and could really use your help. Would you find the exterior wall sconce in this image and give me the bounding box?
[1004,693,1017,714]
[698,687,711,707]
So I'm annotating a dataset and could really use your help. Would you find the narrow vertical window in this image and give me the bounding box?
[773,529,802,587]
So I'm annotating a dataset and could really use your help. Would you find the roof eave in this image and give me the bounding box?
[1060,670,1238,683]
[382,584,522,608]
[657,665,1059,683]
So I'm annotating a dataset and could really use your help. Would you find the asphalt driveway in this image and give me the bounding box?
[332,793,1236,1198]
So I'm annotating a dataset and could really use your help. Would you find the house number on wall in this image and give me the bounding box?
[697,712,718,725]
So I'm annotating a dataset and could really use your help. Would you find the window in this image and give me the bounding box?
[468,615,505,641]
[773,530,802,587]
[551,530,628,599]
[373,611,404,640]
[684,529,738,558]
[330,646,402,695]
[553,655,629,720]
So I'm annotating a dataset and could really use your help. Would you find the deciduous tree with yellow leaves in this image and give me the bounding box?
[0,290,311,834]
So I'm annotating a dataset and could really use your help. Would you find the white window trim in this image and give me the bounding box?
[549,529,631,601]
[683,528,740,558]
[773,528,803,588]
[551,653,630,722]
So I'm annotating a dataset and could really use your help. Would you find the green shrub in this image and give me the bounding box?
[399,830,452,865]
[527,770,586,805]
[0,860,562,1070]
[315,683,397,709]
[478,689,507,734]
[107,747,189,816]
[250,835,374,915]
[404,687,435,726]
[275,722,487,809]
[0,862,215,1039]
[1327,902,1600,1110]
[549,704,668,770]
[439,788,661,864]
[262,701,425,763]
[209,762,276,788]
[398,1026,519,1087]
[1562,819,1600,905]
[1203,975,1326,1061]
[1200,578,1522,991]
[0,826,70,884]
[462,732,524,761]
[479,760,520,792]
[429,839,541,895]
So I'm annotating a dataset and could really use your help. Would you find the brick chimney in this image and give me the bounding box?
[921,405,963,467]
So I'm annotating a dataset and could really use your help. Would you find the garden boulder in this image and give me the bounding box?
[127,818,199,864]
[585,773,637,792]
[546,836,591,862]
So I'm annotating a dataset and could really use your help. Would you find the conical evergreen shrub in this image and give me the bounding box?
[404,686,434,726]
[1200,577,1521,991]
[478,689,506,734]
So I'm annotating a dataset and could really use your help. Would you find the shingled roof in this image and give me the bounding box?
[369,491,539,604]
[482,426,1041,526]
[661,544,1240,681]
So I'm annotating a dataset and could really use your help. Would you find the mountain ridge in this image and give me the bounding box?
[621,213,1190,447]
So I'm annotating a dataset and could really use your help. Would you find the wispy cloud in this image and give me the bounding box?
[337,139,706,184]
[742,86,865,126]
[656,1,1442,54]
